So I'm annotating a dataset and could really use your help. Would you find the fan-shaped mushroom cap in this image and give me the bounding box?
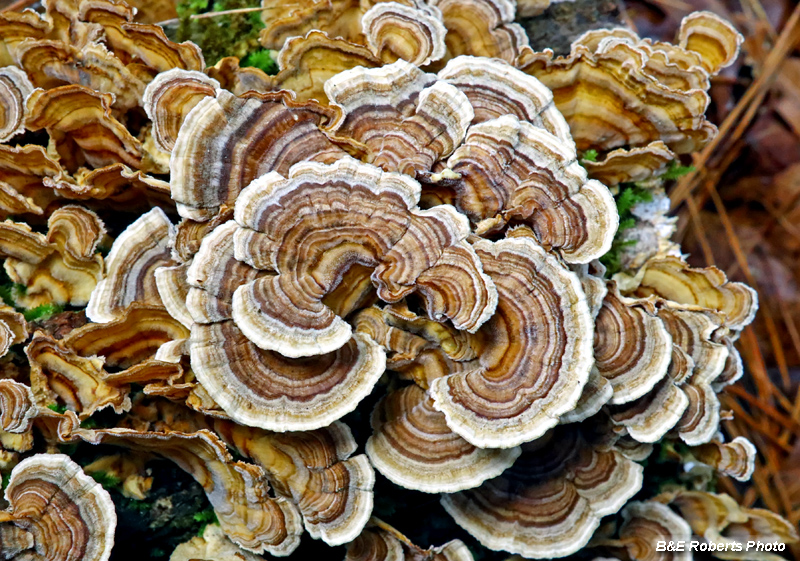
[660,491,799,554]
[192,320,385,432]
[155,263,192,329]
[560,366,613,424]
[0,10,49,66]
[0,66,33,143]
[443,114,617,262]
[207,419,374,545]
[361,2,446,66]
[429,0,530,64]
[63,304,190,368]
[268,31,381,103]
[184,217,388,431]
[12,39,147,111]
[0,380,37,435]
[691,436,756,482]
[46,164,172,212]
[594,284,672,404]
[87,207,176,323]
[170,86,343,221]
[0,305,27,359]
[232,157,496,356]
[325,60,473,176]
[582,142,676,186]
[68,425,303,555]
[609,368,690,445]
[678,11,744,74]
[143,68,219,153]
[614,501,692,561]
[367,385,520,493]
[437,56,570,142]
[626,257,758,331]
[429,237,593,448]
[0,144,63,216]
[0,453,116,561]
[441,424,643,558]
[25,85,143,170]
[26,331,129,417]
[1,205,105,308]
[517,14,743,153]
[346,520,474,561]
[76,2,204,72]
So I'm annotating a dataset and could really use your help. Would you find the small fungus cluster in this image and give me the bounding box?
[0,0,797,560]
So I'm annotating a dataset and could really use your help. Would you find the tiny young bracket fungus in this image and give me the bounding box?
[0,453,116,561]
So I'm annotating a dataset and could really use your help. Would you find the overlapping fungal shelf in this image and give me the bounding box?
[0,1,795,560]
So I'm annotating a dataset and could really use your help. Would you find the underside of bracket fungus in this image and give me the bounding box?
[441,424,643,558]
[518,12,743,154]
[0,454,116,561]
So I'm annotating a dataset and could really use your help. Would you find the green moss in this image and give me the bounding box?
[80,417,99,429]
[599,185,654,276]
[241,48,278,74]
[662,160,696,181]
[46,403,68,414]
[580,149,598,162]
[193,509,219,536]
[22,303,64,322]
[1,472,10,491]
[125,498,154,513]
[176,0,266,66]
[90,471,123,490]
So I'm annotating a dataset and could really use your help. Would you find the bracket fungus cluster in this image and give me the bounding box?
[0,0,795,560]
